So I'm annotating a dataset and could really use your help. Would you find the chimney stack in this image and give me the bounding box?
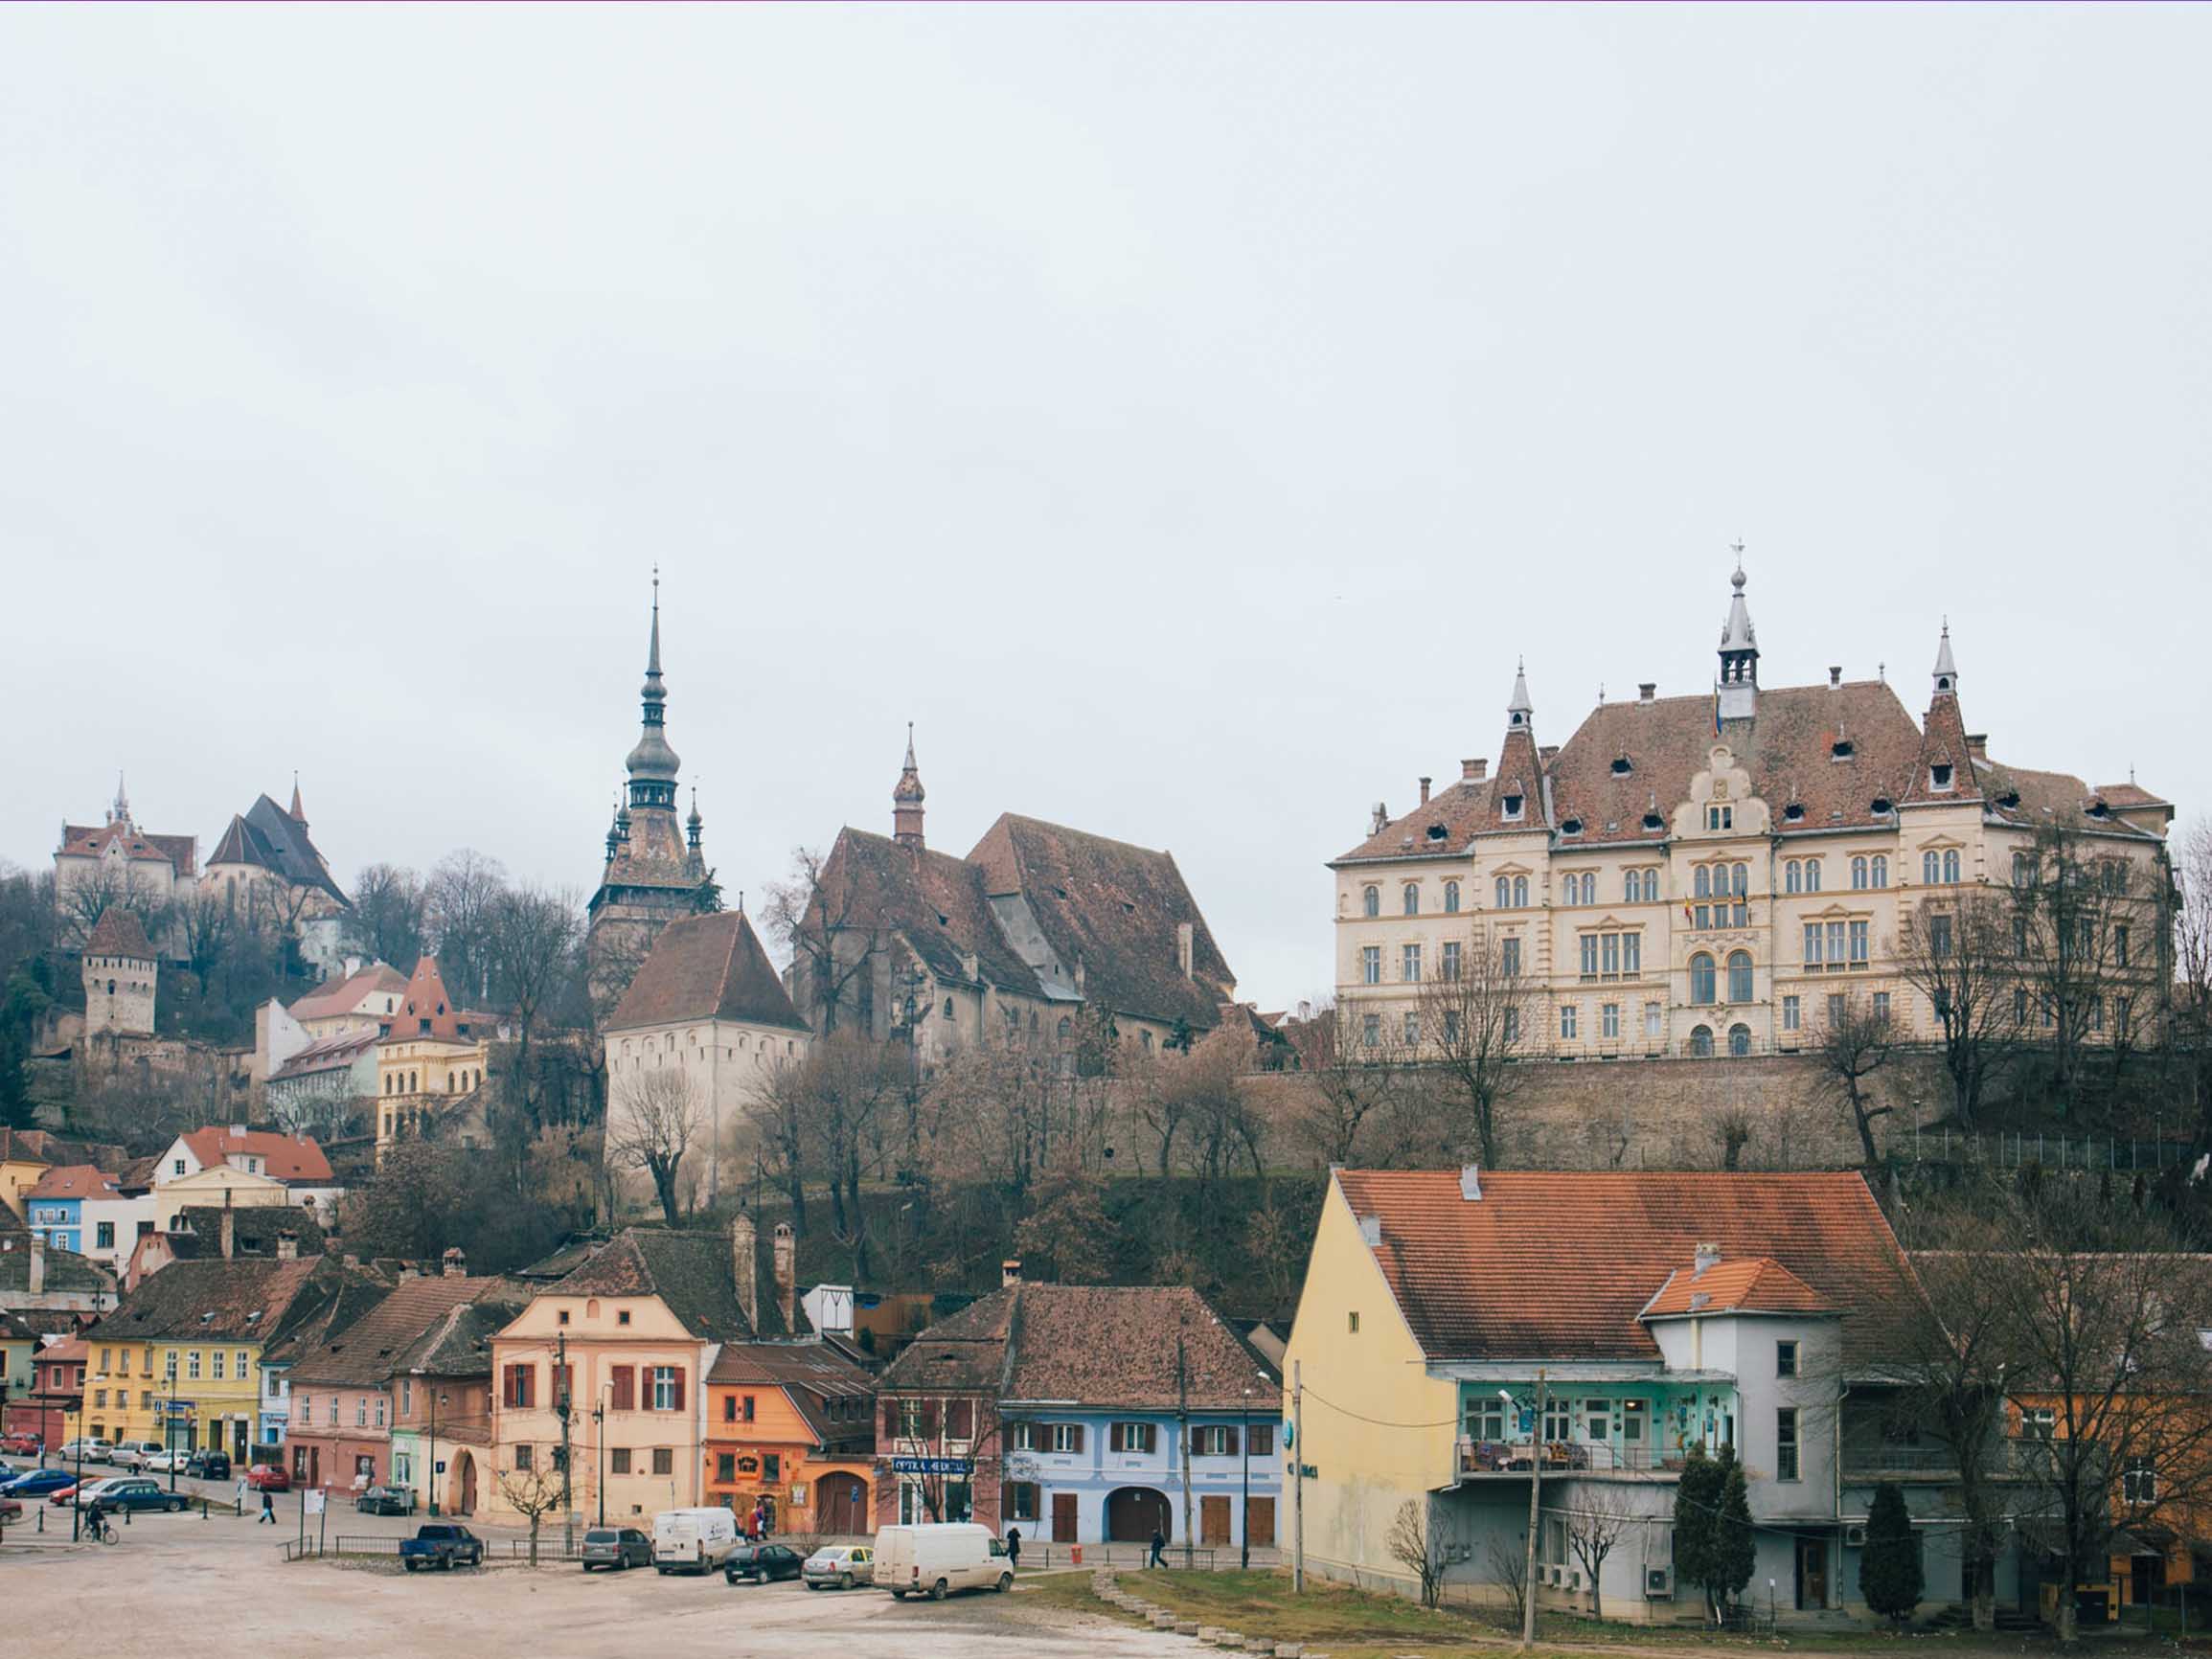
[1461,758,1487,782]
[1176,921,1195,982]
[1638,683,1656,703]
[1694,1240,1722,1276]
[28,1232,44,1295]
[771,1221,796,1333]
[1829,666,1842,689]
[443,1246,467,1278]
[1370,802,1388,834]
[1001,1259,1023,1288]
[277,1232,299,1261]
[220,1192,236,1261]
[731,1212,759,1331]
[1418,777,1431,806]
[1966,733,1988,761]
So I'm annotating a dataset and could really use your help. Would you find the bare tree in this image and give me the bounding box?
[1386,1496,1456,1608]
[1565,1489,1633,1620]
[1417,928,1537,1167]
[1283,998,1416,1168]
[1896,889,2019,1129]
[1813,1000,1895,1166]
[495,1459,574,1567]
[607,1066,702,1225]
[764,845,884,1036]
[2175,820,2212,1142]
[2012,824,2163,1106]
[346,862,427,968]
[1485,1534,1529,1627]
[425,849,509,1006]
[57,864,171,952]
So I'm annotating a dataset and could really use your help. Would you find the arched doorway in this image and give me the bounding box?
[1727,1023,1751,1057]
[1689,1025,1714,1057]
[452,1449,477,1517]
[1106,1487,1171,1544]
[815,1472,868,1535]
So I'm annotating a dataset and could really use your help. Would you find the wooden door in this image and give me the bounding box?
[1052,1490,1079,1542]
[1246,1497,1276,1548]
[1795,1536,1828,1609]
[1201,1495,1231,1546]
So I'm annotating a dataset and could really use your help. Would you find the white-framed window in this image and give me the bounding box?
[1707,804,1732,830]
[1559,1004,1577,1040]
[1403,1011,1419,1046]
[1727,951,1753,1003]
[1402,943,1422,983]
[1776,1407,1800,1481]
[211,1352,225,1381]
[1783,995,1801,1032]
[1010,1420,1037,1452]
[1777,1339,1799,1377]
[356,1398,367,1427]
[1441,941,1462,982]
[1361,946,1380,986]
[2124,1460,2157,1505]
[1402,884,1420,917]
[1695,866,1711,899]
[1361,1013,1380,1050]
[1644,1002,1662,1039]
[1871,855,1888,889]
[1580,935,1599,979]
[1501,937,1522,977]
[1849,920,1870,966]
[1444,880,1460,914]
[1689,953,1716,1005]
[1494,875,1510,909]
[1786,860,1802,895]
[651,1366,678,1411]
[1602,1002,1620,1038]
[1362,885,1379,918]
[1805,859,1821,894]
[1513,875,1528,908]
[187,1351,202,1380]
[1872,990,1891,1024]
[1851,856,1868,890]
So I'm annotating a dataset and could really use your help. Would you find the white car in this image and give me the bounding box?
[803,1545,875,1589]
[110,1442,167,1471]
[58,1439,116,1465]
[143,1448,192,1473]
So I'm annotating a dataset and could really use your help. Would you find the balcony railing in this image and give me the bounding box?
[1457,1438,1685,1478]
[1841,1439,2059,1481]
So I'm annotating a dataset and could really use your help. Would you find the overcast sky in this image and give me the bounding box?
[3,6,2206,1010]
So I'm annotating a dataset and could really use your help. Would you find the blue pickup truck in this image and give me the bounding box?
[400,1523,485,1571]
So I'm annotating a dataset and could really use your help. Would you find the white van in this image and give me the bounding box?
[876,1522,1014,1601]
[652,1507,740,1574]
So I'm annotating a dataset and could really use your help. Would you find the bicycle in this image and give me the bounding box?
[85,1512,119,1546]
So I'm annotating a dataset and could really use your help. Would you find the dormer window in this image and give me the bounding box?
[1871,797,1894,816]
[2087,800,2109,819]
[1783,803,1804,823]
[1832,739,1855,761]
[1610,757,1633,777]
[1930,763,1954,791]
[1997,789,2020,810]
[1425,824,1448,842]
[1502,793,1524,821]
[1642,811,1663,832]
[1561,818,1583,836]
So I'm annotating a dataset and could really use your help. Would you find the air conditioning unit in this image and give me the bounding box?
[1645,1565,1675,1599]
[1843,1523,1867,1548]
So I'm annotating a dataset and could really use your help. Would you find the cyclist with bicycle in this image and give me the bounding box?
[83,1496,115,1544]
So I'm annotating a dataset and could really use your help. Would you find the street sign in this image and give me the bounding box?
[890,1456,972,1476]
[435,1461,446,1474]
[304,1489,326,1514]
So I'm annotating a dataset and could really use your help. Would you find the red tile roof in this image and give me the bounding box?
[286,963,407,1024]
[82,907,157,961]
[378,957,469,1045]
[59,822,197,877]
[1642,1257,1836,1318]
[1332,1169,1914,1374]
[26,1165,120,1202]
[178,1127,334,1185]
[607,911,807,1033]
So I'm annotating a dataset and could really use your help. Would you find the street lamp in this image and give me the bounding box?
[594,1382,615,1528]
[165,1352,180,1494]
[427,1388,448,1517]
[1240,1384,1253,1571]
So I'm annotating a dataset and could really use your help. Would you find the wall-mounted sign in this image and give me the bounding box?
[891,1456,972,1476]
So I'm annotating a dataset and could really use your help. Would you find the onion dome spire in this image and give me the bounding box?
[893,722,927,851]
[624,567,680,810]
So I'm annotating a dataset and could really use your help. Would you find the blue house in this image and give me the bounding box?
[23,1166,92,1255]
[877,1273,1282,1550]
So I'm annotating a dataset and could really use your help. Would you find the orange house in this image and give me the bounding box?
[703,1341,876,1536]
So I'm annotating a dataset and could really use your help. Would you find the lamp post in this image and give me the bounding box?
[1240,1384,1253,1571]
[427,1387,447,1518]
[594,1382,614,1528]
[165,1352,179,1495]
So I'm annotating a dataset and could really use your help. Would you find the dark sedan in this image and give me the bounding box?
[581,1526,652,1571]
[79,1478,189,1513]
[356,1484,415,1516]
[724,1543,806,1584]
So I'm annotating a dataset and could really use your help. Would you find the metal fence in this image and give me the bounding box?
[1018,1543,1220,1570]
[1905,1126,2197,1172]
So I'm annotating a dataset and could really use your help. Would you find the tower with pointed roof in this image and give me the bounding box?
[1716,555,1760,722]
[892,724,926,850]
[55,782,198,959]
[587,574,718,1003]
[82,906,158,1035]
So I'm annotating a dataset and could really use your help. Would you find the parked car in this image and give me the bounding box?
[46,1482,82,1505]
[580,1526,652,1571]
[110,1441,168,1471]
[142,1448,193,1474]
[0,1494,21,1522]
[57,1439,115,1464]
[803,1544,874,1590]
[400,1522,485,1571]
[723,1542,806,1584]
[78,1477,189,1514]
[186,1451,231,1481]
[652,1507,739,1574]
[356,1485,414,1516]
[244,1464,290,1491]
[877,1523,1014,1601]
[0,1431,42,1456]
[0,1468,78,1499]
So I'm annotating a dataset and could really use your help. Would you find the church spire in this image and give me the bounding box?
[624,568,680,812]
[110,771,129,827]
[1716,549,1760,722]
[1506,657,1533,731]
[1932,619,1958,696]
[288,771,307,829]
[893,722,927,851]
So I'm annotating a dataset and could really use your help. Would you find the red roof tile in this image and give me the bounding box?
[286,964,407,1024]
[608,911,807,1033]
[178,1127,334,1185]
[82,907,157,961]
[378,957,469,1045]
[1642,1257,1836,1318]
[27,1165,120,1202]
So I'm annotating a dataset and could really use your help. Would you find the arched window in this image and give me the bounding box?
[1804,860,1821,894]
[1785,861,1801,895]
[1924,851,1940,885]
[1944,850,1961,884]
[944,998,955,1019]
[1851,856,1867,891]
[408,1071,418,1092]
[1512,875,1528,909]
[1871,855,1888,889]
[1694,866,1712,899]
[1402,884,1420,917]
[1727,951,1753,1003]
[1689,953,1716,1005]
[1362,886,1380,919]
[1495,876,1511,909]
[1444,880,1460,915]
[1728,1023,1751,1057]
[1058,1017,1072,1040]
[1624,871,1639,903]
[1690,1025,1715,1057]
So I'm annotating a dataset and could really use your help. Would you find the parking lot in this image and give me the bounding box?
[1,1482,1187,1659]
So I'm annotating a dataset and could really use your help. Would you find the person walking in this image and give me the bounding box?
[235,1472,248,1517]
[1148,1525,1167,1570]
[259,1487,276,1524]
[1004,1526,1021,1572]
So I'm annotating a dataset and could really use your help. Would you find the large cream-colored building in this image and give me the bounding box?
[1330,565,2172,1061]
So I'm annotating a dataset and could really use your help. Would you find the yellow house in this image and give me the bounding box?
[88,1255,354,1462]
[375,956,494,1163]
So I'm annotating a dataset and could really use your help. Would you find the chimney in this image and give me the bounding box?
[1001,1259,1023,1288]
[220,1192,236,1261]
[442,1246,467,1278]
[1073,958,1085,996]
[1966,733,1988,761]
[229,1123,247,1139]
[1693,1241,1722,1276]
[1461,759,1487,783]
[731,1212,759,1330]
[1418,777,1431,806]
[27,1232,43,1296]
[276,1232,299,1261]
[1637,683,1656,703]
[1370,802,1388,834]
[1828,666,1842,689]
[1176,921,1195,982]
[771,1221,796,1333]
[1458,1165,1482,1202]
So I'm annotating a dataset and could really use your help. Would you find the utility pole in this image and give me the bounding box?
[556,1330,574,1554]
[1520,1369,1546,1652]
[593,1398,606,1528]
[1291,1360,1304,1594]
[1176,1329,1193,1568]
[426,1386,439,1518]
[1239,1384,1252,1572]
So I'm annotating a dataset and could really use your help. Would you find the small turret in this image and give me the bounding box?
[686,786,704,852]
[893,723,926,851]
[288,771,308,829]
[1506,658,1533,732]
[1716,552,1760,722]
[1932,620,1958,697]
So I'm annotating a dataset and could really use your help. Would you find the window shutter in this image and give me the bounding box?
[883,1399,900,1438]
[1068,1422,1084,1453]
[611,1366,634,1412]
[922,1398,940,1439]
[672,1369,686,1413]
[948,1398,973,1440]
[1249,1424,1272,1458]
[1224,1426,1241,1457]
[1190,1424,1205,1456]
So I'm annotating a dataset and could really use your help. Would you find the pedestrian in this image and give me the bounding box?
[259,1487,276,1525]
[1004,1526,1021,1571]
[235,1472,248,1516]
[1148,1526,1166,1570]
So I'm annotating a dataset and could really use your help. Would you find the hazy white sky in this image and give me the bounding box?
[3,5,2206,1009]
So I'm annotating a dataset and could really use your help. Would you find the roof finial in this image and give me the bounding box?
[647,565,663,677]
[288,770,306,825]
[1931,618,1958,693]
[1507,657,1533,724]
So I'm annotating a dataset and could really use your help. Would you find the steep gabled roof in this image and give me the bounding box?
[608,911,808,1033]
[165,1205,327,1261]
[82,907,158,961]
[968,814,1236,1030]
[546,1229,809,1341]
[813,828,1038,996]
[59,821,197,876]
[94,1255,338,1343]
[0,1240,114,1296]
[1332,1169,1916,1375]
[288,1276,509,1390]
[28,1165,121,1202]
[270,1028,380,1080]
[379,957,469,1046]
[391,1292,531,1382]
[287,963,407,1025]
[177,1127,334,1185]
[209,795,347,905]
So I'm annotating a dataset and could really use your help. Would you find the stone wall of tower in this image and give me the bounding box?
[83,949,157,1036]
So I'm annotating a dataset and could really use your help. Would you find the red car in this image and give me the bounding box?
[0,1495,23,1521]
[47,1481,80,1505]
[0,1433,41,1457]
[245,1465,290,1492]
